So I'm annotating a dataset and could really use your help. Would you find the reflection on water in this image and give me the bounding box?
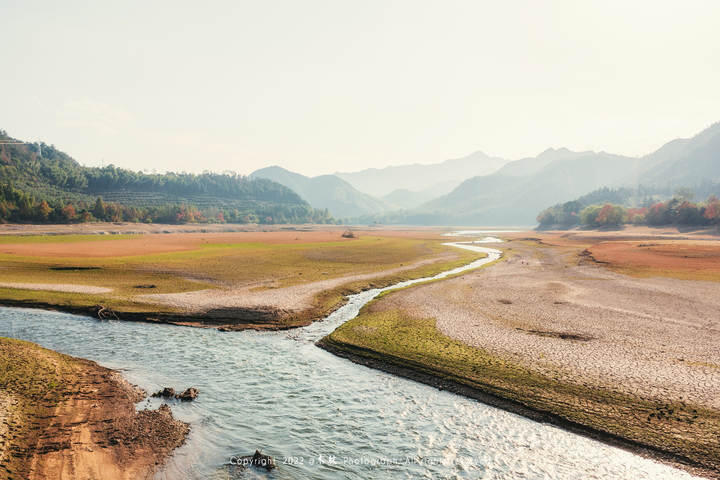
[0,239,696,479]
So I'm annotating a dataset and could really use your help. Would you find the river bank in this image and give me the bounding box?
[319,234,720,478]
[0,228,482,331]
[0,337,188,479]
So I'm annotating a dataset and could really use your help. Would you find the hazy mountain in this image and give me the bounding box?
[249,166,388,218]
[381,188,436,210]
[407,123,720,225]
[335,151,508,198]
[409,150,645,225]
[640,122,720,187]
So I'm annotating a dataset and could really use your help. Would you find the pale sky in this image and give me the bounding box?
[1,0,719,177]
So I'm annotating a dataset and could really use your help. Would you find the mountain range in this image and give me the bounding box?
[249,151,509,217]
[4,121,719,226]
[248,122,720,226]
[249,166,389,218]
[405,122,720,225]
[335,151,508,199]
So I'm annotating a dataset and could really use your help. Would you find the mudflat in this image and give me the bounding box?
[0,337,188,480]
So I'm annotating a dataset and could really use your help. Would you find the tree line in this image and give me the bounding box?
[0,184,334,225]
[538,194,720,228]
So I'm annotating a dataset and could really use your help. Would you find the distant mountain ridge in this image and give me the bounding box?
[361,122,720,226]
[249,166,388,218]
[640,122,720,187]
[335,151,509,200]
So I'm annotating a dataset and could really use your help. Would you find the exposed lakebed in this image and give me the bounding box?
[0,237,698,479]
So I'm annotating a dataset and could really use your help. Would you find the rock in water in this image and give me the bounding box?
[151,387,176,398]
[177,387,199,401]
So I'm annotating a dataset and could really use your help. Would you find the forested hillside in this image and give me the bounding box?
[0,130,333,224]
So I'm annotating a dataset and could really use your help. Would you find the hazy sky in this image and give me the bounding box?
[2,1,719,177]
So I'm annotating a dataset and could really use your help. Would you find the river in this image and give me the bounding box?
[0,237,696,479]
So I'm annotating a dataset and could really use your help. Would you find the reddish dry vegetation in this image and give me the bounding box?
[587,241,720,280]
[503,227,720,281]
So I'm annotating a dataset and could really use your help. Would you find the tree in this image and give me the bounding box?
[580,205,602,226]
[61,204,76,222]
[676,201,703,225]
[646,202,670,226]
[92,197,106,220]
[36,200,52,221]
[595,204,625,226]
[704,195,720,224]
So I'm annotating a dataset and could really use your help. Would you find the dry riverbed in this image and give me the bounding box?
[322,230,720,477]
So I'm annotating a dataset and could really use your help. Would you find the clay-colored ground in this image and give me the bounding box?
[0,226,479,328]
[588,241,720,281]
[325,228,720,475]
[0,337,188,480]
[515,227,720,281]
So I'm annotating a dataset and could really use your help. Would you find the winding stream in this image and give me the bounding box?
[0,237,697,479]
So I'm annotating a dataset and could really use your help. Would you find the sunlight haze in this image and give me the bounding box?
[1,0,718,176]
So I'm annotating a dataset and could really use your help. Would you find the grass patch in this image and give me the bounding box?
[324,308,720,473]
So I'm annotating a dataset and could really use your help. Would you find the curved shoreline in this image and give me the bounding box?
[316,236,720,479]
[317,338,717,479]
[0,246,486,332]
[0,337,189,479]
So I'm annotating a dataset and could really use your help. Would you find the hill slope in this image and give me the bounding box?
[415,150,642,225]
[0,130,330,224]
[249,166,388,218]
[640,122,720,187]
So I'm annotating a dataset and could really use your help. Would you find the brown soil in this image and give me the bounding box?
[19,361,187,480]
[588,241,720,278]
